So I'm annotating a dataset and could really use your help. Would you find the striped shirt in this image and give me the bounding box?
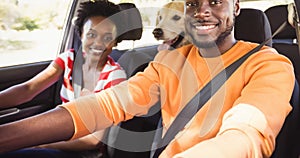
[54,49,126,103]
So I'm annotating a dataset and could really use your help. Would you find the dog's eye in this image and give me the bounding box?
[158,15,162,21]
[185,2,199,8]
[172,15,181,21]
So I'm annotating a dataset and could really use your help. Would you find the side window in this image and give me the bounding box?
[0,0,73,67]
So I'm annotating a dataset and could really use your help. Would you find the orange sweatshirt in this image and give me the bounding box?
[61,41,295,158]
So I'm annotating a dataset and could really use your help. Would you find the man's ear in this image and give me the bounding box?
[234,0,241,17]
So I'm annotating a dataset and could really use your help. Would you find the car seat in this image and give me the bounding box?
[264,5,300,158]
[265,4,300,83]
[110,3,144,61]
[234,8,272,46]
[265,5,297,44]
[104,3,162,158]
[235,7,300,158]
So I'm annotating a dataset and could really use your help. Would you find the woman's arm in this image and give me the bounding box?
[0,63,63,109]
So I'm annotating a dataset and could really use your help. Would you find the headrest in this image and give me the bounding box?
[235,8,272,46]
[265,5,297,39]
[117,3,143,43]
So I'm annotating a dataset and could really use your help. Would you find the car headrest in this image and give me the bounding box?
[234,8,272,46]
[265,5,297,40]
[117,3,143,43]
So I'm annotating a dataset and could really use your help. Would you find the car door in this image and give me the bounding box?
[0,0,76,124]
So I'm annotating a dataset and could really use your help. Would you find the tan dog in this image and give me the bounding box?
[152,1,191,51]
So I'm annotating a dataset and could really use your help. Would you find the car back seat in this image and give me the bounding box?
[117,45,159,78]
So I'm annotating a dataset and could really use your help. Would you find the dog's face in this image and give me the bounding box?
[153,1,189,50]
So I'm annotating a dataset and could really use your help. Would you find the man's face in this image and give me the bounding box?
[184,0,239,49]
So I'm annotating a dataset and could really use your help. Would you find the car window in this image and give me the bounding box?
[0,0,294,68]
[0,0,72,67]
[110,0,172,50]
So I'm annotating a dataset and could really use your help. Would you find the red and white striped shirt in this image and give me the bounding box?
[54,49,126,103]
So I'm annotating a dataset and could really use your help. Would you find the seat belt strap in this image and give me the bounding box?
[72,45,83,99]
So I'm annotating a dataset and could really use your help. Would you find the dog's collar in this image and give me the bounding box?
[170,32,185,49]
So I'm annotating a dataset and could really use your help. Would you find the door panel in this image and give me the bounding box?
[0,61,62,124]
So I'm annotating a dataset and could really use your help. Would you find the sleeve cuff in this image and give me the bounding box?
[59,101,90,140]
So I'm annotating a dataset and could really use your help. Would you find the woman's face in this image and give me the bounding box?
[81,16,117,63]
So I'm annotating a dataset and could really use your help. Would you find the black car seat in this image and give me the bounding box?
[236,7,300,158]
[264,5,300,158]
[234,8,272,46]
[116,3,143,43]
[110,3,143,61]
[104,3,162,158]
[265,5,297,44]
[265,4,300,82]
[117,45,159,78]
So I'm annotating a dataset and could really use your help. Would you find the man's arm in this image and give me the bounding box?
[36,130,105,151]
[0,107,74,153]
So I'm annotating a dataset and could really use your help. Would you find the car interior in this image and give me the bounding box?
[265,4,300,82]
[0,0,299,157]
[115,7,300,158]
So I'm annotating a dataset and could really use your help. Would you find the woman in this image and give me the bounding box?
[0,1,126,157]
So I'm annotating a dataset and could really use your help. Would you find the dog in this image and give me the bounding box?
[152,1,191,51]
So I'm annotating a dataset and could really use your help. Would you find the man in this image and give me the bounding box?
[0,0,295,157]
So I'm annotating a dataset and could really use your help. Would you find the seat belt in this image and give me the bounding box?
[151,21,288,158]
[72,45,83,99]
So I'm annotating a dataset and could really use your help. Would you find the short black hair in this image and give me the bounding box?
[74,0,121,39]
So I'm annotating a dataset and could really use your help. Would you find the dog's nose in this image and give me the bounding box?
[152,28,163,38]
